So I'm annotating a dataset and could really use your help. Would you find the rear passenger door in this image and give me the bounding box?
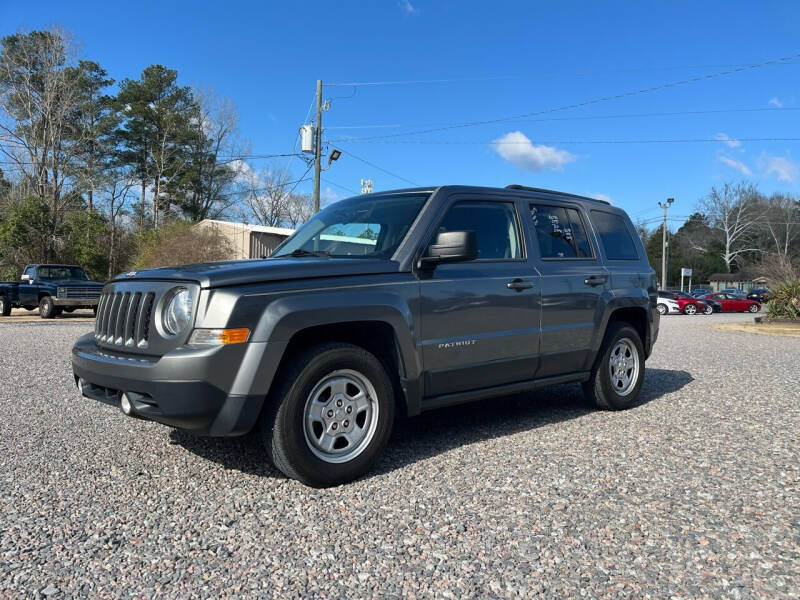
[418,197,541,398]
[528,202,609,378]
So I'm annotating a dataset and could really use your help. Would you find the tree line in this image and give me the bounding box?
[0,28,312,280]
[1,29,798,285]
[639,182,800,288]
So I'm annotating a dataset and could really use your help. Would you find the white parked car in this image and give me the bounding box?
[656,296,681,315]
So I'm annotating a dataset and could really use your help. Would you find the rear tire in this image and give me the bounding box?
[0,296,10,317]
[748,304,759,313]
[582,322,645,411]
[259,343,395,487]
[683,303,697,315]
[703,304,713,315]
[39,296,56,319]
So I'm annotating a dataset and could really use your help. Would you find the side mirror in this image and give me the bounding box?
[20,274,31,283]
[418,230,478,269]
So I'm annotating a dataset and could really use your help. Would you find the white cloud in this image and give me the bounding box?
[491,131,575,172]
[321,186,341,207]
[718,155,752,176]
[229,159,259,186]
[590,193,612,203]
[715,133,741,148]
[760,154,798,183]
[398,0,418,14]
[768,97,784,108]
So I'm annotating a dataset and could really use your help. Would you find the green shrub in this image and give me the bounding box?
[766,280,800,320]
[130,220,234,270]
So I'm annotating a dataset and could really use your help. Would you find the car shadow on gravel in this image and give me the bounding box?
[169,367,692,480]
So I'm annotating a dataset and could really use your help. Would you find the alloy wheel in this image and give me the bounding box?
[303,369,379,464]
[608,338,640,397]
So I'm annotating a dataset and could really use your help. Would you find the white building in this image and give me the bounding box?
[195,220,295,260]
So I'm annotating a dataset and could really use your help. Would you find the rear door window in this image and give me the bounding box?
[530,204,593,259]
[590,211,639,260]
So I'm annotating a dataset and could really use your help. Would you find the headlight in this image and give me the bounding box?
[57,287,65,296]
[163,288,193,336]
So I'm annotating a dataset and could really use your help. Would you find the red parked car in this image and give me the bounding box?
[700,292,761,313]
[658,291,712,315]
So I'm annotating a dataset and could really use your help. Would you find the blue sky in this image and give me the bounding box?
[2,0,799,227]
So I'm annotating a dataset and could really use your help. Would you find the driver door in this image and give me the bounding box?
[18,266,38,306]
[418,198,541,399]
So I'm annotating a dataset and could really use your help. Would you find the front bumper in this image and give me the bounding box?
[71,332,285,436]
[55,298,99,306]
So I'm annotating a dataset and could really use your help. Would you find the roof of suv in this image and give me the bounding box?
[362,185,613,206]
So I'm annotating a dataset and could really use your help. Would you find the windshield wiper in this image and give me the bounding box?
[273,248,331,259]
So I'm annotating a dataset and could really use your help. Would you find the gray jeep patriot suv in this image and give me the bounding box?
[72,185,659,486]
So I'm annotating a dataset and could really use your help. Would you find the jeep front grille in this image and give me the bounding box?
[95,290,155,349]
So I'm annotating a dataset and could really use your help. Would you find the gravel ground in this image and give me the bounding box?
[1,313,798,599]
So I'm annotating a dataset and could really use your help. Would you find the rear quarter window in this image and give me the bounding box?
[590,211,639,261]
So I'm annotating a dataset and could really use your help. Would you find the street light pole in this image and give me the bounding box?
[312,79,323,214]
[658,197,674,290]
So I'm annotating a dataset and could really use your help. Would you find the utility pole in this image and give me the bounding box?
[658,197,674,289]
[312,79,323,214]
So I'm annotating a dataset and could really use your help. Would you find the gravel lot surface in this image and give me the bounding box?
[1,313,798,599]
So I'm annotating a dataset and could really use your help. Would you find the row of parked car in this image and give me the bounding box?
[656,288,770,316]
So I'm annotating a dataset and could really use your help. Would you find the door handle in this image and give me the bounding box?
[584,275,607,286]
[507,278,534,291]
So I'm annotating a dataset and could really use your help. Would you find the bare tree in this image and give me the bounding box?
[102,171,135,278]
[699,182,764,272]
[284,192,313,228]
[178,87,248,221]
[239,166,295,227]
[0,29,85,258]
[761,192,800,266]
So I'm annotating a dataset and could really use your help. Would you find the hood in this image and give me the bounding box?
[50,279,104,287]
[112,257,401,288]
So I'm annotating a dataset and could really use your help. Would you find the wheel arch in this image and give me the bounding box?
[247,290,422,417]
[594,298,651,360]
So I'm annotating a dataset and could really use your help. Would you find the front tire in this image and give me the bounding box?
[582,322,645,410]
[748,304,759,313]
[0,296,10,317]
[656,303,668,315]
[703,304,713,315]
[39,296,57,319]
[260,343,395,487]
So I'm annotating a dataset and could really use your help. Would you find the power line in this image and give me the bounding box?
[327,136,800,146]
[338,148,420,186]
[325,52,800,143]
[324,59,800,87]
[326,105,800,131]
[322,178,359,196]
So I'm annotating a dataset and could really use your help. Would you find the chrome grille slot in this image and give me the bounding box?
[124,292,142,347]
[139,292,155,347]
[114,292,131,344]
[94,293,108,336]
[105,293,122,342]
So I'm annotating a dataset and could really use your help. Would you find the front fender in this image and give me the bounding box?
[252,290,420,378]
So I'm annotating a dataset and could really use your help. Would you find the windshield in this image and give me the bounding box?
[273,193,430,259]
[38,266,90,281]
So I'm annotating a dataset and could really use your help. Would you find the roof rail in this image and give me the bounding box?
[505,184,611,205]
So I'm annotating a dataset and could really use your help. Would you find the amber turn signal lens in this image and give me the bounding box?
[219,328,250,345]
[188,328,250,346]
